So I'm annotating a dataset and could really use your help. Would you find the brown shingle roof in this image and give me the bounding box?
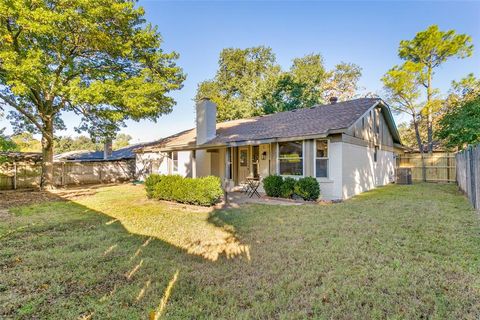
[141,98,396,151]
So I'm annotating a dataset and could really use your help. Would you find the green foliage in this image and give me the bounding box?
[54,135,101,153]
[147,174,223,206]
[324,62,362,102]
[196,48,362,121]
[382,61,426,152]
[0,0,185,186]
[437,96,480,149]
[10,132,41,152]
[196,46,279,121]
[113,133,132,150]
[264,175,320,200]
[262,175,284,198]
[399,25,473,66]
[294,177,320,201]
[280,177,296,199]
[444,73,480,110]
[392,25,473,151]
[144,174,165,198]
[0,128,17,152]
[382,61,424,113]
[397,122,426,150]
[53,133,132,153]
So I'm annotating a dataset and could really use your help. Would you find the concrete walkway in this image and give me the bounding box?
[220,191,305,208]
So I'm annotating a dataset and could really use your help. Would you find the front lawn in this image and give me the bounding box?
[1,184,479,319]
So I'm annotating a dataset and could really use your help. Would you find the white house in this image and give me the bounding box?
[135,97,403,200]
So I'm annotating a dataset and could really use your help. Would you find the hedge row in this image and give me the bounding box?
[263,175,320,201]
[145,174,223,206]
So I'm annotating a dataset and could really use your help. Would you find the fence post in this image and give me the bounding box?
[13,161,17,190]
[421,153,426,182]
[469,147,476,208]
[61,162,65,186]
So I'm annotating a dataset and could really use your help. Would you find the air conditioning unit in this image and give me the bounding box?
[396,168,412,185]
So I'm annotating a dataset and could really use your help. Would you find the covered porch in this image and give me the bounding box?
[204,143,275,191]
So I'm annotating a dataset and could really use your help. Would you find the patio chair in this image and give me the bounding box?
[246,175,261,198]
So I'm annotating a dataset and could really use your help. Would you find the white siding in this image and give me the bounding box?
[195,149,211,177]
[341,142,395,199]
[317,141,343,200]
[175,151,193,177]
[135,150,194,179]
[135,152,168,180]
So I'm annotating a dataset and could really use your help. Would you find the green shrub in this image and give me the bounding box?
[145,174,164,198]
[263,175,283,197]
[148,175,223,206]
[294,177,320,201]
[281,177,296,198]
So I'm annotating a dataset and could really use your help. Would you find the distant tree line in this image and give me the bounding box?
[0,132,132,153]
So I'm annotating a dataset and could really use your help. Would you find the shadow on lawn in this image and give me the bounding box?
[51,184,251,262]
[1,185,253,319]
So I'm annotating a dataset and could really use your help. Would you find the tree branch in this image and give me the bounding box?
[0,93,46,135]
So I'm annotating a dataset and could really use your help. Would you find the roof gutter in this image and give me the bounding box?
[142,131,347,152]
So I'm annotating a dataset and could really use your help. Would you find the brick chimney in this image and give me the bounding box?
[196,98,217,145]
[329,96,338,104]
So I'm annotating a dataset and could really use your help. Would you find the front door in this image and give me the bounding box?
[238,147,249,182]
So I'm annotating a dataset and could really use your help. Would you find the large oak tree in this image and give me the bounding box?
[0,0,184,188]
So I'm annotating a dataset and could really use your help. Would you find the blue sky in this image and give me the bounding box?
[1,1,479,143]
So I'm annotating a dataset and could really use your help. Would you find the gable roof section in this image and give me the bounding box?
[140,98,401,152]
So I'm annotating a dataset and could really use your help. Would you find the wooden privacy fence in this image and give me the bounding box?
[456,145,480,211]
[396,152,456,183]
[0,160,135,190]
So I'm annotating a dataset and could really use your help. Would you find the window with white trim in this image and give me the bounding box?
[278,141,303,176]
[315,140,328,178]
[171,151,178,172]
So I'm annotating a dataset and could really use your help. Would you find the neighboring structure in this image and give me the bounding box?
[135,98,403,200]
[0,144,157,190]
[54,143,141,162]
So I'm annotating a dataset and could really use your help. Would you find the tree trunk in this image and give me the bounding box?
[426,67,433,154]
[412,115,423,154]
[40,120,55,190]
[413,116,427,182]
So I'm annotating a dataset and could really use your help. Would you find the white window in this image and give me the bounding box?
[278,141,303,176]
[315,140,328,178]
[170,151,178,172]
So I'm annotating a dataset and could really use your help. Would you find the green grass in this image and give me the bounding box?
[1,184,479,319]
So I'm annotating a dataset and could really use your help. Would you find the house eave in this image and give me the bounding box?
[140,130,348,153]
